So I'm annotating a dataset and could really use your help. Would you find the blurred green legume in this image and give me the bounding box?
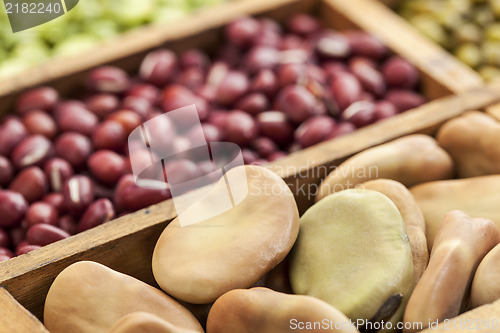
[397,0,500,80]
[0,0,235,78]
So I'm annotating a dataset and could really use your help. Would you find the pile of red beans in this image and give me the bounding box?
[0,14,425,261]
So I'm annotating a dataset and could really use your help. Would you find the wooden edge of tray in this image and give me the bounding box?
[0,288,49,332]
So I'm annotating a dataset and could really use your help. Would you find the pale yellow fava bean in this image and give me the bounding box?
[403,211,500,333]
[437,111,500,178]
[108,312,201,333]
[152,165,300,304]
[316,134,454,202]
[290,189,414,333]
[410,175,500,250]
[44,261,203,333]
[359,179,428,285]
[471,243,500,308]
[206,287,360,333]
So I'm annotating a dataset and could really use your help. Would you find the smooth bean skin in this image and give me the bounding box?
[26,201,59,227]
[62,175,95,217]
[11,135,54,169]
[9,166,48,203]
[27,224,70,246]
[44,261,204,333]
[79,199,115,232]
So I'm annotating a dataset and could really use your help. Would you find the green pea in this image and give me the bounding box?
[455,43,482,68]
[478,65,500,80]
[455,23,482,44]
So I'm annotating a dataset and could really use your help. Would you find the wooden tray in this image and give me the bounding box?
[0,0,498,331]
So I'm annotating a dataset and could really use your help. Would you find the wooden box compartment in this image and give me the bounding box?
[0,0,499,331]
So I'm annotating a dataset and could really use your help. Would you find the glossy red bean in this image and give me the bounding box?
[86,94,120,119]
[177,67,205,90]
[349,57,386,97]
[242,149,260,165]
[0,229,10,248]
[276,85,318,124]
[277,63,306,88]
[207,111,228,131]
[58,215,78,235]
[225,17,261,47]
[88,150,126,186]
[385,90,425,113]
[87,66,130,94]
[43,193,66,214]
[294,115,337,148]
[180,49,209,70]
[16,86,59,114]
[22,110,58,139]
[10,227,26,248]
[344,31,388,60]
[92,180,115,200]
[135,114,175,156]
[341,101,377,128]
[113,174,171,212]
[382,56,419,89]
[11,134,53,169]
[56,102,98,136]
[280,34,304,51]
[323,61,348,81]
[106,110,142,136]
[78,198,115,232]
[256,111,294,147]
[140,49,178,87]
[187,123,222,144]
[121,96,151,120]
[0,253,12,262]
[330,72,363,111]
[253,25,281,48]
[55,132,92,169]
[92,120,127,152]
[9,166,48,203]
[62,175,94,217]
[0,247,13,258]
[287,14,320,36]
[235,93,269,116]
[0,156,13,187]
[374,101,398,121]
[126,83,159,106]
[325,122,356,140]
[161,84,209,121]
[316,32,350,58]
[26,201,58,227]
[223,111,259,147]
[0,117,28,156]
[27,223,70,246]
[126,148,162,182]
[245,46,280,74]
[0,190,28,228]
[215,71,250,106]
[164,159,200,186]
[268,151,288,162]
[252,137,278,158]
[251,69,278,97]
[44,158,74,192]
[16,244,41,256]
